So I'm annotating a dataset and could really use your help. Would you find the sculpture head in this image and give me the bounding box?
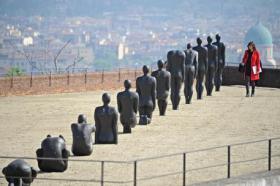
[196,37,202,46]
[187,43,192,49]
[167,50,174,61]
[216,34,221,42]
[207,36,213,44]
[142,65,149,75]
[157,60,164,70]
[124,80,131,90]
[78,114,87,124]
[102,93,111,106]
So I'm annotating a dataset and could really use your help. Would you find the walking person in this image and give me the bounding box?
[241,41,261,97]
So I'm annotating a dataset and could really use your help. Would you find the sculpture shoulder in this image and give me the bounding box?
[117,91,124,99]
[109,106,118,114]
[42,136,65,146]
[71,123,79,131]
[95,106,104,112]
[213,44,218,50]
[151,70,158,77]
[163,70,171,77]
[130,91,139,98]
[136,76,143,83]
[150,75,156,83]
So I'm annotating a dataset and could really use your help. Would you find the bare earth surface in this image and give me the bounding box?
[0,85,280,186]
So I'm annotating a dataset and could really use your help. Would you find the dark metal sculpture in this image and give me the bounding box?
[136,65,156,124]
[71,114,95,156]
[166,50,185,109]
[193,37,208,100]
[213,34,226,91]
[2,159,37,186]
[184,43,198,104]
[205,36,218,96]
[94,93,118,144]
[36,135,70,172]
[117,80,139,133]
[151,60,171,115]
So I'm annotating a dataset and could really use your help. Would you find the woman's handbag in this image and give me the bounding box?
[238,63,245,73]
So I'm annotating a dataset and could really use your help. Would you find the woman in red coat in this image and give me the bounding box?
[242,41,261,97]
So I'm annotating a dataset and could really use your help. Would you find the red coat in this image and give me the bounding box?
[242,49,261,81]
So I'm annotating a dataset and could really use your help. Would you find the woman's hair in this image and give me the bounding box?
[247,41,256,50]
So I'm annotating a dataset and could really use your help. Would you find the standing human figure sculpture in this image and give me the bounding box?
[205,36,218,96]
[2,159,37,186]
[71,114,95,156]
[151,60,171,116]
[36,135,70,172]
[213,34,226,91]
[136,65,156,124]
[166,50,185,110]
[184,43,198,104]
[94,93,118,144]
[117,80,139,133]
[193,37,208,99]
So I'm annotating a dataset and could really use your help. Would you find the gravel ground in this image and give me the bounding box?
[0,85,280,186]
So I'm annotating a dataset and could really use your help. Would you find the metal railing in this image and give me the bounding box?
[0,61,279,78]
[1,137,280,185]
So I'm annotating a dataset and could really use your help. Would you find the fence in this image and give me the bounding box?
[1,137,280,185]
[0,68,142,96]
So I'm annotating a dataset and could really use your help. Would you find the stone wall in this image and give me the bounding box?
[223,66,280,88]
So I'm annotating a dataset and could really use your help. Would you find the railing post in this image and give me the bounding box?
[268,139,272,171]
[134,161,137,186]
[67,70,70,85]
[227,145,231,178]
[49,71,52,87]
[101,69,104,83]
[101,161,104,186]
[30,72,33,87]
[84,69,87,85]
[183,153,186,186]
[118,68,121,82]
[10,72,14,88]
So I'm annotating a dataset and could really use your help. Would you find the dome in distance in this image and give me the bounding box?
[244,22,273,46]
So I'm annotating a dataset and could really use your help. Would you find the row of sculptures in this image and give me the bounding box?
[2,34,225,186]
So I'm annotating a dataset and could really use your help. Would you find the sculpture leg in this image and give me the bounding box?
[184,70,189,104]
[196,71,204,99]
[188,69,195,104]
[209,67,215,96]
[36,148,43,171]
[171,76,176,108]
[205,69,210,96]
[123,125,132,133]
[139,106,145,116]
[61,149,70,172]
[146,106,153,120]
[158,99,167,116]
[172,77,181,110]
[176,77,182,108]
[215,64,223,91]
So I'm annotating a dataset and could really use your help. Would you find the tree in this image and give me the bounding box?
[6,67,24,77]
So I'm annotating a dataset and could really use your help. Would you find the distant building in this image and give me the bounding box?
[23,37,33,46]
[244,22,277,68]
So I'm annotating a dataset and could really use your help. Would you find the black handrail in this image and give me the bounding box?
[1,137,280,185]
